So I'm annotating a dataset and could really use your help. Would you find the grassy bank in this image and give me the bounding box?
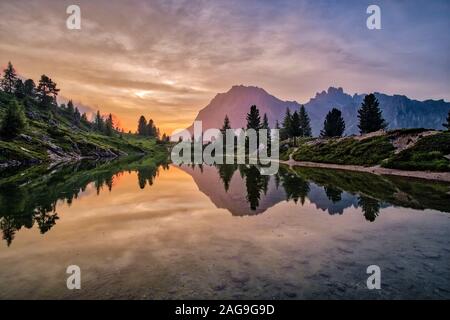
[382,131,450,171]
[289,129,450,172]
[0,91,168,167]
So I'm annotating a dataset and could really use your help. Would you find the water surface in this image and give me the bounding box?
[0,157,449,299]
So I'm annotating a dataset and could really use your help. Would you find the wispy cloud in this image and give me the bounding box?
[0,0,448,133]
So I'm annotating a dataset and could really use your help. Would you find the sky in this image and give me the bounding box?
[0,0,449,134]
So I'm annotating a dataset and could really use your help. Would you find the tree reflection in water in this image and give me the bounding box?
[0,185,59,246]
[358,196,381,222]
[0,156,168,246]
[1,160,449,246]
[213,164,449,220]
[239,165,269,210]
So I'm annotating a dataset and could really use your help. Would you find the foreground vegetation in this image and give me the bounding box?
[287,129,450,172]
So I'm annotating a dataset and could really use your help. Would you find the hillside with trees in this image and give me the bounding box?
[0,62,168,168]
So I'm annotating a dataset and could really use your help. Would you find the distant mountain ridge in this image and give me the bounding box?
[187,85,450,136]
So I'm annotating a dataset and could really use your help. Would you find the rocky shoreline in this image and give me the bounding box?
[0,144,128,170]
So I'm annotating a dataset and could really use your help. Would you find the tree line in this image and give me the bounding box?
[2,61,449,142]
[0,61,166,141]
[220,92,450,143]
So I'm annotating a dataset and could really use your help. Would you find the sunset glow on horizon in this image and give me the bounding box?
[1,0,448,134]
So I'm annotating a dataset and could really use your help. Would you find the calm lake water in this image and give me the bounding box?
[0,156,449,299]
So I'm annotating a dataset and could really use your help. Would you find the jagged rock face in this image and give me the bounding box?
[187,85,301,133]
[188,86,450,136]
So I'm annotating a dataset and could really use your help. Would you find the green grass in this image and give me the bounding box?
[0,91,169,167]
[382,132,450,171]
[292,135,395,166]
[279,144,294,161]
[288,131,450,172]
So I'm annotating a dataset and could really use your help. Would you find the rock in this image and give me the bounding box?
[0,160,22,168]
[70,141,81,154]
[46,142,64,155]
[19,134,33,142]
[26,110,40,120]
[85,147,119,159]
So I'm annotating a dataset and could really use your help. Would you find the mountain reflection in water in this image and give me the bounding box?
[177,163,450,218]
[1,157,449,246]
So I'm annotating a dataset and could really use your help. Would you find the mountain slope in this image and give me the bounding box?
[0,91,167,168]
[307,87,450,136]
[188,86,450,136]
[188,85,300,132]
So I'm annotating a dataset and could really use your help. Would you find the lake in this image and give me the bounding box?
[0,156,449,299]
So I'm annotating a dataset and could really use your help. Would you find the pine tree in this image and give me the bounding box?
[290,111,302,137]
[138,115,147,136]
[67,100,75,115]
[14,79,25,99]
[73,107,81,125]
[443,110,450,131]
[0,100,27,139]
[261,113,269,130]
[37,75,59,108]
[321,108,345,138]
[298,105,312,137]
[23,79,36,98]
[221,114,232,146]
[358,94,387,134]
[105,114,114,136]
[147,118,156,137]
[274,120,281,138]
[81,112,89,126]
[281,108,292,140]
[95,111,105,132]
[246,105,261,131]
[221,115,231,134]
[261,113,271,149]
[1,62,18,93]
[275,120,280,130]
